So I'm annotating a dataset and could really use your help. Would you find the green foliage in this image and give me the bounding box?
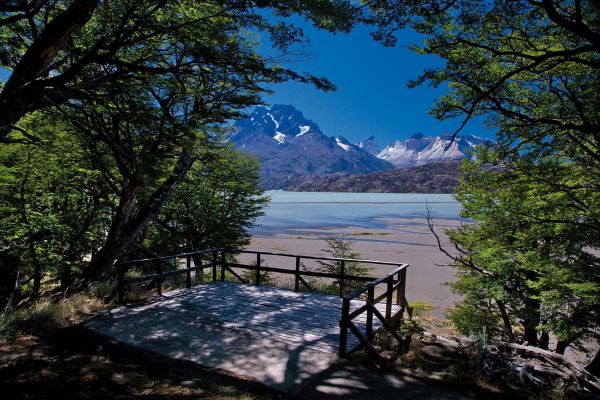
[317,237,370,294]
[449,302,502,340]
[399,0,600,354]
[444,161,600,350]
[143,149,269,255]
[0,1,359,140]
[0,114,112,299]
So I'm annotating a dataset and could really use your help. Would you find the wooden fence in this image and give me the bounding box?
[338,264,411,365]
[115,248,411,364]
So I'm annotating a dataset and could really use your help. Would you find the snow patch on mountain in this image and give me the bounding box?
[355,136,380,155]
[273,131,286,144]
[298,125,310,136]
[336,137,351,152]
[376,133,490,167]
[268,113,280,129]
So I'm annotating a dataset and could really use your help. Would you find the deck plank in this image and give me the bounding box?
[143,281,400,353]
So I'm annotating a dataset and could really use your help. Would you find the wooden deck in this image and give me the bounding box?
[131,280,397,354]
[83,280,468,398]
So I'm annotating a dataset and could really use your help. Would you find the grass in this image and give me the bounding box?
[0,294,104,339]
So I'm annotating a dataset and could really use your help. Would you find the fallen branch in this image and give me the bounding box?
[489,340,600,393]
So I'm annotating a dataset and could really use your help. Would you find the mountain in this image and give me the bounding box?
[376,133,489,167]
[355,136,380,155]
[287,161,463,193]
[229,105,394,189]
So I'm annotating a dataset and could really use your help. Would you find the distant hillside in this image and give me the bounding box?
[287,161,463,193]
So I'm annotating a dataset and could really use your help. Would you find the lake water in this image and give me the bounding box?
[251,191,461,234]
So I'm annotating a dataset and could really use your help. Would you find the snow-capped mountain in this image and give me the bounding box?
[355,136,380,155]
[376,133,489,167]
[229,105,394,189]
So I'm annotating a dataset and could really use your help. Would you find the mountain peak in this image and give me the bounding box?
[355,136,380,155]
[235,104,321,141]
[229,104,393,189]
[377,134,491,167]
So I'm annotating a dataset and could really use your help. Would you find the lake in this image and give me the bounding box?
[251,191,461,234]
[249,192,464,321]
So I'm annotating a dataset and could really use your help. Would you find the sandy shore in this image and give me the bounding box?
[246,217,462,322]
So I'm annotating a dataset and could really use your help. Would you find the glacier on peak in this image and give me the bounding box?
[273,131,286,144]
[297,125,310,136]
[376,134,489,167]
[336,137,351,152]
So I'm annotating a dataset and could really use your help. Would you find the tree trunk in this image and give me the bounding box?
[555,340,570,355]
[4,269,21,313]
[496,299,515,342]
[522,297,541,346]
[31,261,41,301]
[59,264,72,293]
[539,330,549,350]
[86,153,195,281]
[586,349,600,378]
[86,181,138,281]
[28,238,42,301]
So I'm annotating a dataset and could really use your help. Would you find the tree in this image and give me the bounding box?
[0,113,111,303]
[407,1,600,160]
[0,0,364,284]
[0,0,357,141]
[404,1,600,356]
[142,149,269,262]
[317,236,369,294]
[433,159,600,352]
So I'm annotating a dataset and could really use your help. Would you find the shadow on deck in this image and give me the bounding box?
[83,249,469,399]
[84,280,396,393]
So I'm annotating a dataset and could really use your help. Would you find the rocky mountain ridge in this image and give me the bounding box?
[229,104,490,191]
[376,133,488,167]
[228,105,393,189]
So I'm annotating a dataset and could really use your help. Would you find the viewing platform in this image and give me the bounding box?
[83,249,424,396]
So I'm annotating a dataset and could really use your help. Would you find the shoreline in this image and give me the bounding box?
[247,217,463,324]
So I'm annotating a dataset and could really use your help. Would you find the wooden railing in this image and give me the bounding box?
[115,248,411,364]
[338,263,412,366]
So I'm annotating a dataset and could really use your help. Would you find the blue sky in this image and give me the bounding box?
[260,22,495,145]
[0,19,495,146]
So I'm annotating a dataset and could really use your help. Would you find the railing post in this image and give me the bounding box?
[255,252,261,286]
[156,262,162,296]
[198,257,203,282]
[398,267,407,314]
[294,257,300,292]
[186,255,191,288]
[339,260,345,297]
[339,298,350,356]
[367,286,374,339]
[396,269,401,305]
[117,263,124,304]
[220,250,226,281]
[212,250,217,281]
[386,275,393,320]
